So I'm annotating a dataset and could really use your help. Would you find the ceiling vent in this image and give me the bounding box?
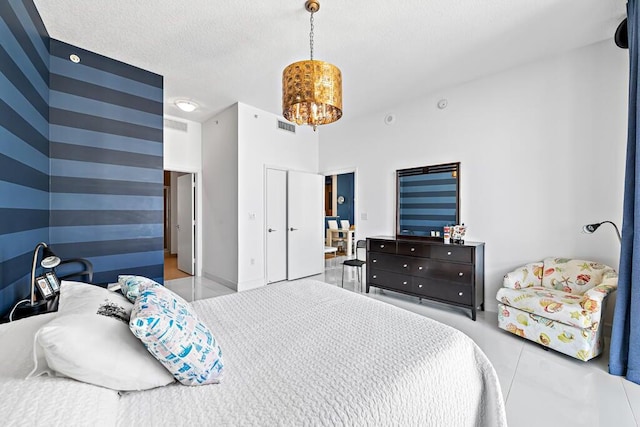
[277,119,296,134]
[164,118,188,132]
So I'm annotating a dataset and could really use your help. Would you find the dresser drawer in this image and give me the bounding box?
[412,279,472,305]
[368,239,396,254]
[368,269,412,293]
[368,253,413,274]
[397,242,428,257]
[431,245,473,263]
[413,261,473,285]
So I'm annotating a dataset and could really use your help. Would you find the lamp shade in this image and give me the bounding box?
[282,60,342,129]
[41,246,61,268]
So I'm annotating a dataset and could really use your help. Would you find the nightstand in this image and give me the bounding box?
[1,295,59,323]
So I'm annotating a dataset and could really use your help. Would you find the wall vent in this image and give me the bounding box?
[164,118,188,132]
[277,119,296,133]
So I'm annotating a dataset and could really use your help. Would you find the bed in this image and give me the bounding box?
[0,279,506,426]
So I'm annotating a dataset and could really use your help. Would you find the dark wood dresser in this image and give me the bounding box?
[366,236,485,320]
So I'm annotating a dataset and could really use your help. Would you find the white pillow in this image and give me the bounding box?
[28,281,175,391]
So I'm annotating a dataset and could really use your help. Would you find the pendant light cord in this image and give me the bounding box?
[309,11,315,60]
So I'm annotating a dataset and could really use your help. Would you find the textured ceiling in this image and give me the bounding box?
[34,0,626,123]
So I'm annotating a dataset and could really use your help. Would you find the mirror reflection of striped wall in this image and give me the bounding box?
[397,162,459,237]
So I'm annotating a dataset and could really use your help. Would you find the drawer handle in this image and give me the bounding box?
[411,248,415,252]
[373,275,377,279]
[403,264,408,268]
[458,292,463,296]
[380,244,385,248]
[403,281,408,285]
[373,260,377,263]
[447,251,452,256]
[418,266,423,270]
[458,272,464,277]
[418,284,423,288]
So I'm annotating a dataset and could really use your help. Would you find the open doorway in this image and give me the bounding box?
[164,170,196,280]
[324,171,356,257]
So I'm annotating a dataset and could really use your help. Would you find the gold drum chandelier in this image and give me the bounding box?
[282,0,342,131]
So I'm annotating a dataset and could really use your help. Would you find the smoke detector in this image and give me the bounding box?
[384,114,396,125]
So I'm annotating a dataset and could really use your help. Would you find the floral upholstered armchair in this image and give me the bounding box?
[496,257,617,361]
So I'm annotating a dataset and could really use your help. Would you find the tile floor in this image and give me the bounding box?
[166,255,640,427]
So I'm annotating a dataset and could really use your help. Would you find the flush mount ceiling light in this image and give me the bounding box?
[175,100,198,112]
[282,0,342,131]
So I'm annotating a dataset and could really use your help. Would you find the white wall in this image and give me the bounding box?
[237,103,319,290]
[164,115,203,275]
[200,103,319,291]
[201,105,239,288]
[320,40,628,313]
[164,115,202,172]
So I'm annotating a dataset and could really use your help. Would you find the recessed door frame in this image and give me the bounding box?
[164,167,202,277]
[321,166,358,231]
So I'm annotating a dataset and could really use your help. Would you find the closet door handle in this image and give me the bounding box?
[289,227,298,231]
[268,228,277,233]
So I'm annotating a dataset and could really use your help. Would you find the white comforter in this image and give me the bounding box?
[0,280,506,426]
[119,280,506,426]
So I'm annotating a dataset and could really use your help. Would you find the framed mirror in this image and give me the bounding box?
[396,162,460,239]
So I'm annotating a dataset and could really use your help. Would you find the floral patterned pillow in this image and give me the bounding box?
[129,286,224,386]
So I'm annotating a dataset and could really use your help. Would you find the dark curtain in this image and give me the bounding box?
[610,0,640,385]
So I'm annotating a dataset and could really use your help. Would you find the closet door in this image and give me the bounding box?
[266,168,287,283]
[287,171,323,280]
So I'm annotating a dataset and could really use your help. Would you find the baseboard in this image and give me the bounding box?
[237,278,266,292]
[202,271,237,292]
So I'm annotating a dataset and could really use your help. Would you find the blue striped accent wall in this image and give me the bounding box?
[0,0,50,315]
[1,2,165,316]
[49,39,164,286]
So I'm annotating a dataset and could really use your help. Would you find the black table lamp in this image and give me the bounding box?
[29,242,61,306]
[7,243,61,321]
[582,221,622,244]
